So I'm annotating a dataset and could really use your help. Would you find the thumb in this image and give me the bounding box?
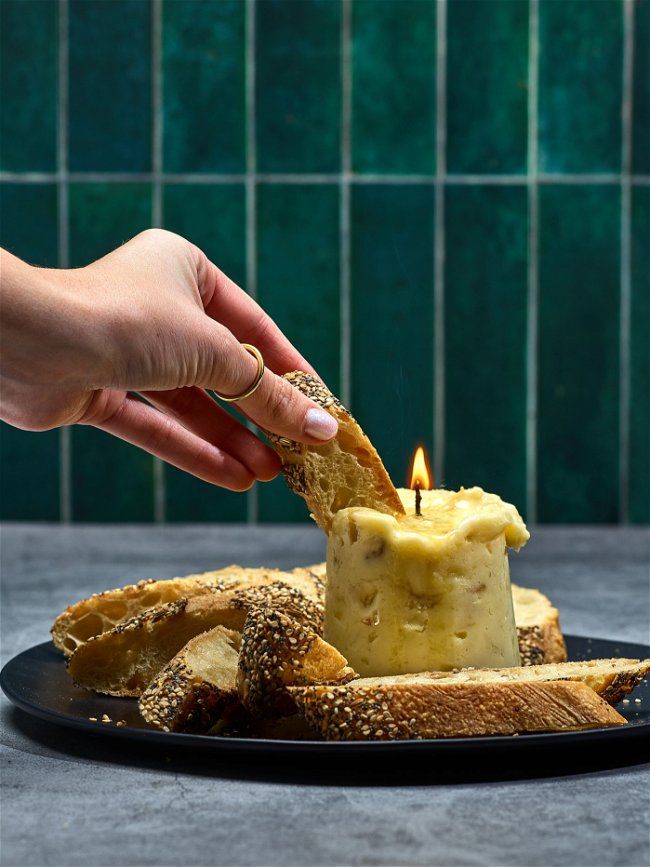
[195,320,338,445]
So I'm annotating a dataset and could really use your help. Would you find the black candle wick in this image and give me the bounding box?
[415,486,422,516]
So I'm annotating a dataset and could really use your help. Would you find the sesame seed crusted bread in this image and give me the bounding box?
[139,627,242,733]
[512,584,567,665]
[52,565,323,657]
[237,607,355,718]
[266,371,405,532]
[290,658,649,740]
[68,580,322,697]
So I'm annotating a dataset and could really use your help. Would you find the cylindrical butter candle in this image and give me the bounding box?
[324,487,529,677]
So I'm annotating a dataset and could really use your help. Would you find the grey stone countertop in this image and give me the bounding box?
[1,523,649,867]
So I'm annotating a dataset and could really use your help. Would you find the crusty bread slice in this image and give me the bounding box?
[68,581,322,696]
[290,658,649,740]
[52,565,323,657]
[512,584,567,665]
[237,607,355,718]
[139,626,242,732]
[266,371,405,532]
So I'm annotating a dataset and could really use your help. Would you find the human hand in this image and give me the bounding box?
[0,230,338,491]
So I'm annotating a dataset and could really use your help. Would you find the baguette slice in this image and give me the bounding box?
[68,581,321,696]
[512,584,567,665]
[139,626,242,732]
[266,371,404,532]
[52,565,323,657]
[237,607,355,718]
[290,658,649,740]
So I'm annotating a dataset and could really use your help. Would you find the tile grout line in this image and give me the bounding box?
[433,0,447,484]
[619,0,634,524]
[4,171,650,186]
[245,0,259,525]
[5,171,650,185]
[151,0,166,524]
[58,0,71,525]
[525,0,540,524]
[339,0,352,407]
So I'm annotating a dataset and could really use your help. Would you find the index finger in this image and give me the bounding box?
[195,250,318,378]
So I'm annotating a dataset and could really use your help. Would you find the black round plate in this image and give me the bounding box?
[1,635,648,756]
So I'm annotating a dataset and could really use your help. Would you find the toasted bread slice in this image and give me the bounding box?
[266,371,404,532]
[512,584,567,665]
[139,627,242,732]
[237,607,355,718]
[52,565,323,657]
[290,658,649,740]
[68,581,322,696]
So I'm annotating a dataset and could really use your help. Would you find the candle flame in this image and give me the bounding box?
[409,445,433,491]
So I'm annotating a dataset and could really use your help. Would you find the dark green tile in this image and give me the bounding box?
[632,0,650,173]
[0,183,58,266]
[447,0,528,174]
[257,183,340,522]
[69,0,151,172]
[69,182,151,266]
[0,183,60,519]
[444,185,528,511]
[163,184,246,286]
[538,186,620,523]
[162,183,248,522]
[163,0,245,173]
[69,182,154,521]
[0,424,60,520]
[352,0,435,174]
[351,184,434,487]
[539,0,623,173]
[256,0,340,172]
[0,0,58,171]
[629,186,650,523]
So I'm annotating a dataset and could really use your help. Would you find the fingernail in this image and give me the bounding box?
[304,408,338,441]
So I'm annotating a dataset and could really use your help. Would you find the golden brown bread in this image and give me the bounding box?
[52,565,323,657]
[290,658,649,740]
[68,580,322,696]
[266,371,405,532]
[511,584,567,665]
[237,607,355,718]
[139,626,242,732]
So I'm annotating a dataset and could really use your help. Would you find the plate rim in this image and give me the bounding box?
[2,635,649,754]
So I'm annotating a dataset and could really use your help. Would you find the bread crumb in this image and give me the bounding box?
[115,720,126,727]
[634,698,641,704]
[622,699,630,704]
[88,717,97,722]
[101,714,111,723]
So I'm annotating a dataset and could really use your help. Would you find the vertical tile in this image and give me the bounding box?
[351,185,434,487]
[163,0,245,173]
[539,0,623,173]
[632,0,650,173]
[629,186,650,522]
[352,0,436,174]
[444,186,528,511]
[447,0,528,175]
[538,186,620,523]
[256,0,341,172]
[0,183,58,266]
[0,0,58,171]
[163,183,248,522]
[69,0,151,172]
[68,183,154,521]
[257,183,340,521]
[0,183,60,519]
[69,183,151,266]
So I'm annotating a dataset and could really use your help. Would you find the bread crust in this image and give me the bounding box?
[237,607,355,718]
[511,584,567,665]
[290,658,648,740]
[52,565,323,657]
[139,627,242,732]
[266,372,404,532]
[292,680,626,740]
[68,580,323,696]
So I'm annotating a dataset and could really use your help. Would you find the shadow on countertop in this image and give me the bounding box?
[3,704,648,788]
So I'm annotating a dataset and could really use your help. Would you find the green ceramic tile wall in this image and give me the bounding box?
[0,0,648,525]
